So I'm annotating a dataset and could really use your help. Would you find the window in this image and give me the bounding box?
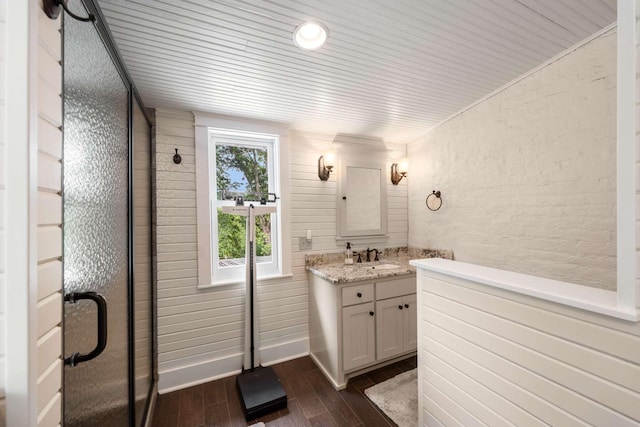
[195,115,291,287]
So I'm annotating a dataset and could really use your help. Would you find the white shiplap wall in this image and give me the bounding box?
[0,0,6,422]
[417,270,640,427]
[155,109,407,392]
[3,2,62,424]
[36,5,62,426]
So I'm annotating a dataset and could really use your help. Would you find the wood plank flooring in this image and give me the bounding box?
[152,355,417,427]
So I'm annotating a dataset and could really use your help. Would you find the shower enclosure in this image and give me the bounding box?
[61,0,155,425]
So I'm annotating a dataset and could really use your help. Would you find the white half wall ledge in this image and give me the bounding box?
[410,259,639,322]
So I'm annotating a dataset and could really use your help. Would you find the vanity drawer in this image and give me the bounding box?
[342,283,374,306]
[376,276,416,300]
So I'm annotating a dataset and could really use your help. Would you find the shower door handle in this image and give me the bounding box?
[64,292,108,367]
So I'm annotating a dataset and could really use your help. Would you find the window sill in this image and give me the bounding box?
[410,258,639,322]
[198,272,294,289]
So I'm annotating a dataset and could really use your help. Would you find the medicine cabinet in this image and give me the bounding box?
[337,159,388,238]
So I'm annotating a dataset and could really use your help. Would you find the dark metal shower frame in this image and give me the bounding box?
[58,0,157,425]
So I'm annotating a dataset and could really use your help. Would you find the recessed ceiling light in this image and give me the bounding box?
[293,21,328,50]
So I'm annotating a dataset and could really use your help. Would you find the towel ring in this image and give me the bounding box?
[426,190,442,211]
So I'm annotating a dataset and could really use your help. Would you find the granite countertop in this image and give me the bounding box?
[307,257,416,284]
[306,247,453,285]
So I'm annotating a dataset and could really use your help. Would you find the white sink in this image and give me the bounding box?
[369,263,401,270]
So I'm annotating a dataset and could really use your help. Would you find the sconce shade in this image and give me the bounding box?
[391,162,407,185]
[324,152,335,168]
[398,160,408,174]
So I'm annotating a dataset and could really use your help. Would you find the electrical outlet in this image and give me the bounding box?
[298,236,312,250]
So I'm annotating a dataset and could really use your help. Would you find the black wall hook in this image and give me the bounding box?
[43,0,96,22]
[173,149,182,164]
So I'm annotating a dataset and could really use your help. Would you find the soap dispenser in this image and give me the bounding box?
[345,242,353,265]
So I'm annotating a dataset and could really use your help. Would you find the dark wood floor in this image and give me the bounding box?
[152,355,417,427]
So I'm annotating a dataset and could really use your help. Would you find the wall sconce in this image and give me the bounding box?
[318,153,335,181]
[390,161,408,185]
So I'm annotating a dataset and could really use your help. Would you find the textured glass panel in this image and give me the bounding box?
[63,0,130,425]
[133,101,152,427]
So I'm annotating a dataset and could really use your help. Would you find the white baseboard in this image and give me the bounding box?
[159,353,242,394]
[158,338,309,394]
[260,338,309,366]
[309,352,346,390]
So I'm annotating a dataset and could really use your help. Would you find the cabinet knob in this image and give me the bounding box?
[342,196,347,200]
[357,292,362,298]
[404,304,409,308]
[369,311,374,316]
[398,305,403,310]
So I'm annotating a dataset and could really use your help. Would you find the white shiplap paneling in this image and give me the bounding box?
[417,270,640,427]
[36,7,62,426]
[155,109,407,392]
[98,0,616,143]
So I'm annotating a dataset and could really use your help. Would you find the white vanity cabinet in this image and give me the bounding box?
[341,283,376,371]
[376,295,417,359]
[376,280,417,360]
[309,273,417,389]
[342,302,376,371]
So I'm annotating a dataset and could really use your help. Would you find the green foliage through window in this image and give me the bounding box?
[217,210,272,259]
[216,143,272,261]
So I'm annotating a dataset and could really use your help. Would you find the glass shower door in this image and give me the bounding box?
[63,0,131,424]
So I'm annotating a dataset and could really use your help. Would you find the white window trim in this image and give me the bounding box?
[195,114,291,288]
[210,131,279,283]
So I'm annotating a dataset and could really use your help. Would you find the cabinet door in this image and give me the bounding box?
[376,297,404,360]
[337,160,388,237]
[343,302,376,371]
[403,294,417,352]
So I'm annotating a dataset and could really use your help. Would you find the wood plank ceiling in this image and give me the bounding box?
[98,0,616,143]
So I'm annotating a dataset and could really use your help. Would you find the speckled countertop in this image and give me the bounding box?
[306,247,453,285]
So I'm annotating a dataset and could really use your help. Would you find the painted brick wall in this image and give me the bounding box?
[154,110,407,392]
[408,28,617,290]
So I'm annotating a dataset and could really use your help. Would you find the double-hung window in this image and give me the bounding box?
[195,115,290,287]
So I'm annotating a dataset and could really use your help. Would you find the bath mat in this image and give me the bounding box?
[364,369,418,427]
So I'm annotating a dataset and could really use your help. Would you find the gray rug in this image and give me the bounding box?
[364,369,418,427]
